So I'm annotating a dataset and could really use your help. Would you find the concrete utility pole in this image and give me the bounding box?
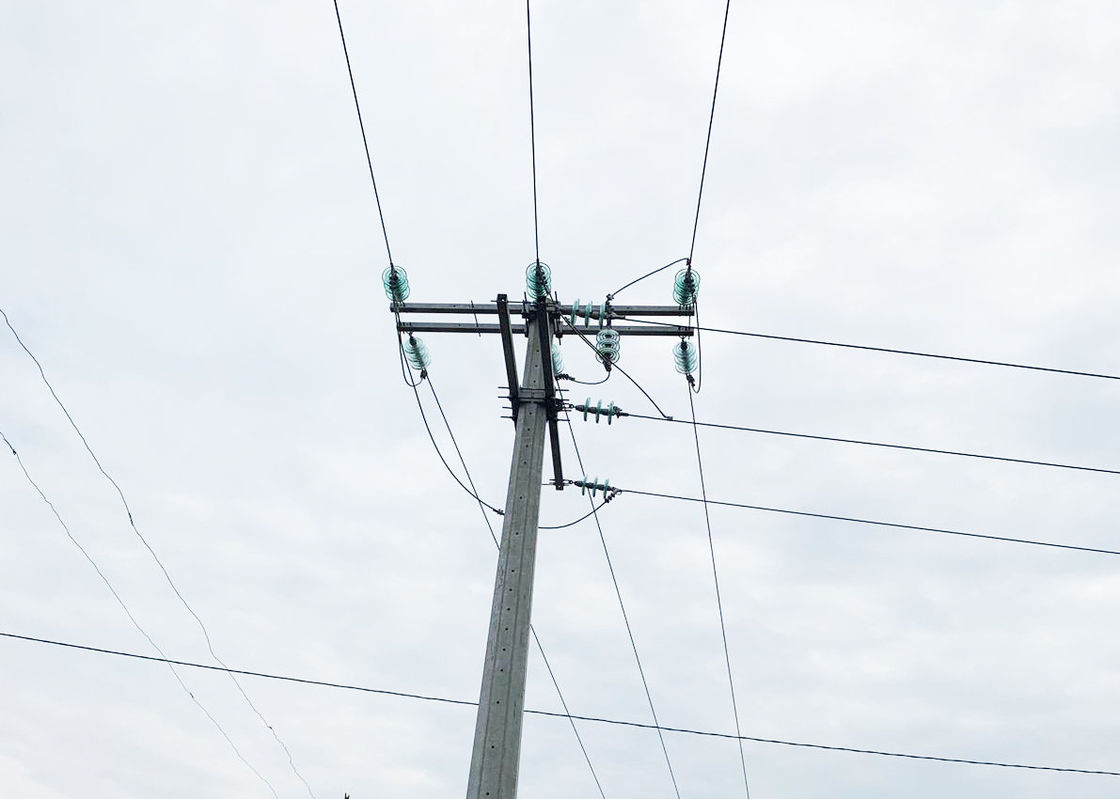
[392,283,693,799]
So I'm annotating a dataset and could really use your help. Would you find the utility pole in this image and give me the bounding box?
[390,268,693,799]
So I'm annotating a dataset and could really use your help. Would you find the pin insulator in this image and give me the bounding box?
[595,328,621,365]
[382,266,410,305]
[403,336,431,371]
[672,267,700,307]
[551,341,564,376]
[673,340,698,375]
[526,262,552,300]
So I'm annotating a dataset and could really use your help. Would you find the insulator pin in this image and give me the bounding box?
[673,340,698,375]
[403,336,431,371]
[526,262,552,300]
[383,266,411,305]
[672,267,701,307]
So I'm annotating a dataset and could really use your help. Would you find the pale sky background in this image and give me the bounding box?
[2,1,1119,797]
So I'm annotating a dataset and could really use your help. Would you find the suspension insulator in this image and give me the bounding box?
[551,341,564,376]
[403,336,431,371]
[382,266,411,305]
[576,475,612,498]
[577,397,622,424]
[526,262,552,300]
[673,340,698,375]
[672,267,701,307]
[595,328,621,365]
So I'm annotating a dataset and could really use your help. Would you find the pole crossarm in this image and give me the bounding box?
[393,301,696,318]
[397,321,694,337]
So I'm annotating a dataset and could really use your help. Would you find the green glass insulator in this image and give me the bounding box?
[673,340,698,375]
[672,268,701,307]
[382,266,411,305]
[403,336,430,371]
[526,262,552,300]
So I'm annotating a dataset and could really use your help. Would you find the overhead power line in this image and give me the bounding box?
[565,418,683,799]
[618,316,1120,383]
[684,388,752,798]
[525,0,542,265]
[6,630,1119,779]
[625,412,1120,477]
[688,0,733,264]
[425,377,607,799]
[0,433,281,798]
[619,486,1120,557]
[331,0,395,265]
[1,308,315,798]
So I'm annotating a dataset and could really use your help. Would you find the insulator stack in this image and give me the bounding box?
[382,266,411,306]
[576,476,612,498]
[673,340,698,375]
[551,341,564,376]
[595,328,621,365]
[672,267,701,308]
[526,262,552,300]
[578,397,622,424]
[403,336,431,371]
[569,299,608,328]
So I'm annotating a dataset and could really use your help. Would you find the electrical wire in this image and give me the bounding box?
[408,378,504,515]
[560,316,674,419]
[331,0,395,266]
[558,372,612,387]
[608,257,689,300]
[688,0,733,265]
[619,486,1120,557]
[6,630,1119,778]
[624,413,1120,478]
[425,376,608,798]
[564,417,684,799]
[0,433,280,799]
[1,308,315,798]
[615,316,1120,383]
[684,389,751,798]
[525,0,541,265]
[540,500,614,530]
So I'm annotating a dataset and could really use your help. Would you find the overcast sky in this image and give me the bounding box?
[3,1,1120,797]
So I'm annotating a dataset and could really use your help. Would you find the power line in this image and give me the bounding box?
[684,388,751,798]
[6,630,1119,778]
[564,418,684,799]
[0,433,281,798]
[620,486,1120,557]
[425,377,607,799]
[331,0,395,266]
[616,316,1120,383]
[608,257,689,300]
[525,0,541,265]
[688,0,733,264]
[1,308,315,798]
[625,412,1120,477]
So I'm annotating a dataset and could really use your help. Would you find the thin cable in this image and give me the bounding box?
[0,433,280,799]
[565,417,684,799]
[539,501,613,530]
[7,630,1120,778]
[625,414,1120,477]
[688,0,733,264]
[526,0,541,264]
[560,316,674,419]
[1,309,315,797]
[331,0,394,265]
[685,389,751,798]
[615,316,1120,383]
[621,486,1120,557]
[608,257,688,300]
[558,373,612,387]
[425,378,607,798]
[408,378,504,515]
